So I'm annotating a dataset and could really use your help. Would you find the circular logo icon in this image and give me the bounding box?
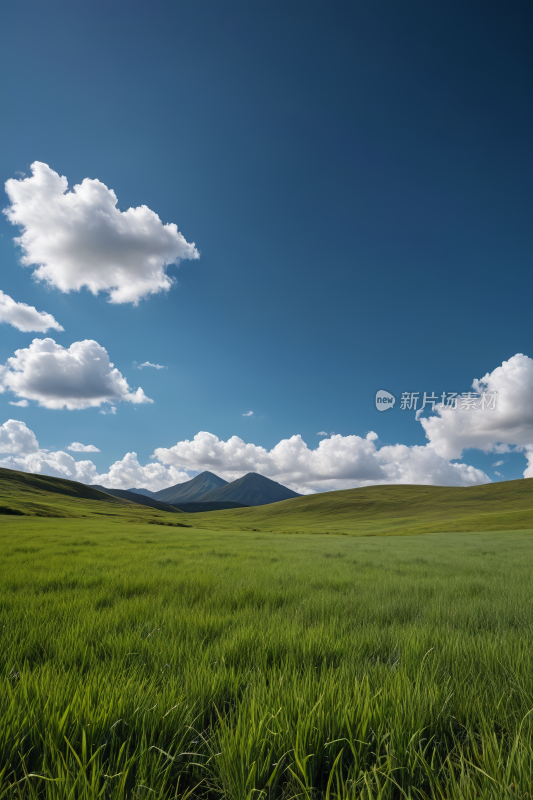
[375,389,395,411]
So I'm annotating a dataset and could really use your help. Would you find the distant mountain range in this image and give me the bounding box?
[127,471,300,508]
[126,487,154,498]
[91,485,182,514]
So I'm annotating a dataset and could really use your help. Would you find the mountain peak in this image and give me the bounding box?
[152,471,228,504]
[199,472,300,506]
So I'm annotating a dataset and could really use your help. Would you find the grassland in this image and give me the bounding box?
[2,512,533,799]
[0,468,188,525]
[176,478,533,536]
[4,466,533,538]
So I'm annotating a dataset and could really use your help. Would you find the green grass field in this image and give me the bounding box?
[176,478,533,536]
[2,511,533,798]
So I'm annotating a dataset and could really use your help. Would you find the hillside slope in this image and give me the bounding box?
[92,485,182,513]
[0,467,186,522]
[200,472,301,506]
[5,464,533,536]
[177,479,533,535]
[152,471,228,503]
[171,501,249,513]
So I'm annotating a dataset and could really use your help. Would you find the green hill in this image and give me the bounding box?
[171,500,249,513]
[92,485,183,514]
[177,478,533,535]
[200,472,301,506]
[0,467,188,523]
[4,465,533,535]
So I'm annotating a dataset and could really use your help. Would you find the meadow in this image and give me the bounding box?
[2,516,533,799]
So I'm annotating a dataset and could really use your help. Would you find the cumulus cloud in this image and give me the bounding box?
[0,419,99,483]
[18,352,533,493]
[0,450,99,484]
[421,355,533,477]
[4,162,199,305]
[0,290,63,332]
[317,431,328,436]
[0,338,153,410]
[20,350,533,493]
[67,442,100,453]
[0,419,489,495]
[153,430,488,494]
[137,362,167,370]
[0,419,39,455]
[242,411,254,417]
[100,406,117,415]
[94,451,191,492]
[9,399,28,407]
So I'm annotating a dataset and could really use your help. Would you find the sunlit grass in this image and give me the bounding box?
[2,518,533,797]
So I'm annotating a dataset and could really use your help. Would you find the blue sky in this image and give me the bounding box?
[1,0,533,493]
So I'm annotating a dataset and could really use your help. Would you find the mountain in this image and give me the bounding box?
[152,471,228,504]
[92,485,182,514]
[199,472,301,506]
[127,487,156,498]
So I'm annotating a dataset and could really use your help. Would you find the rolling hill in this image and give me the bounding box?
[4,464,533,536]
[91,485,182,513]
[177,478,533,535]
[171,501,249,513]
[0,467,188,523]
[199,472,301,506]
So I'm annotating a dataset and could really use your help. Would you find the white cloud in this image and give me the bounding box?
[0,419,489,495]
[9,399,29,407]
[4,162,199,305]
[20,352,533,493]
[495,471,503,477]
[67,442,100,453]
[420,355,533,475]
[138,362,166,369]
[93,451,191,492]
[242,411,254,417]
[0,290,63,332]
[18,350,533,494]
[0,450,99,484]
[0,419,39,455]
[317,431,328,436]
[0,419,99,483]
[100,406,117,415]
[0,338,153,410]
[153,430,489,494]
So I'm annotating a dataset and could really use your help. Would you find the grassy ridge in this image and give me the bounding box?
[177,478,533,535]
[2,516,533,797]
[0,467,188,524]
